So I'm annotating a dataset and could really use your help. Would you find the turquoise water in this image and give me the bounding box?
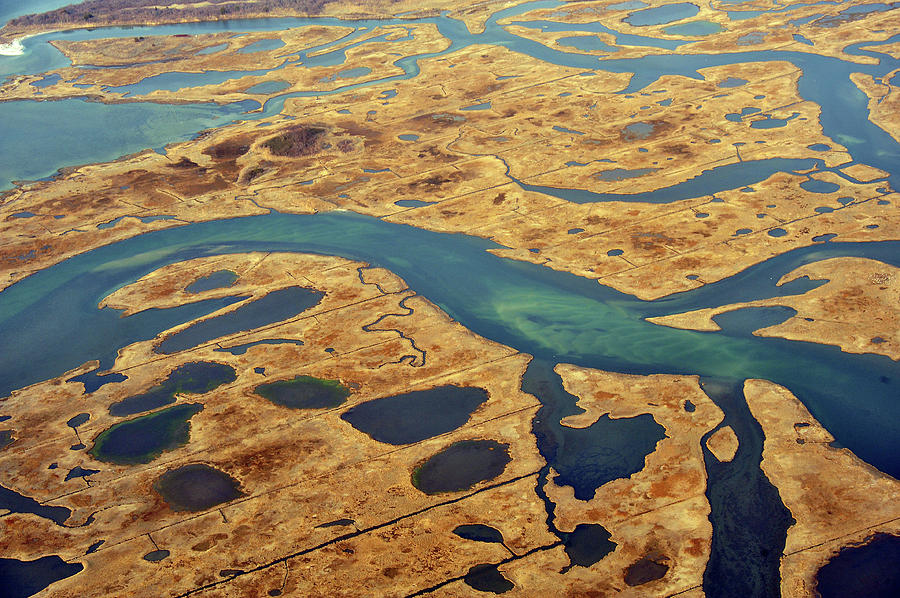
[236,38,286,54]
[663,20,724,36]
[0,99,255,188]
[623,2,700,26]
[557,35,619,52]
[244,80,291,94]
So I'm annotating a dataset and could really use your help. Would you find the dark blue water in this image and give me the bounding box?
[341,386,488,444]
[154,463,242,511]
[0,484,71,525]
[108,361,236,416]
[185,269,238,293]
[0,556,83,598]
[155,286,323,354]
[89,403,203,464]
[700,378,794,597]
[814,533,900,598]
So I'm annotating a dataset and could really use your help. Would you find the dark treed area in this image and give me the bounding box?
[6,0,367,29]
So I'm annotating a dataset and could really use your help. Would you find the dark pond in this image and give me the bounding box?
[750,113,798,129]
[814,533,900,598]
[553,125,584,135]
[108,361,236,417]
[66,413,90,428]
[0,429,13,449]
[142,549,170,562]
[718,76,747,87]
[154,463,243,511]
[65,466,99,482]
[315,518,355,529]
[67,370,127,394]
[90,403,203,465]
[156,286,324,354]
[726,106,761,122]
[185,269,239,294]
[563,523,616,568]
[0,484,71,525]
[412,440,510,494]
[395,199,436,207]
[0,556,83,598]
[453,524,505,544]
[341,385,488,444]
[522,359,667,501]
[255,375,350,409]
[463,563,514,593]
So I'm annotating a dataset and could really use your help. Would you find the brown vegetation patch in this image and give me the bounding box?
[263,125,327,157]
[624,552,670,586]
[168,157,202,170]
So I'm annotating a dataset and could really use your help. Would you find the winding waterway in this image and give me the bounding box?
[1,0,899,594]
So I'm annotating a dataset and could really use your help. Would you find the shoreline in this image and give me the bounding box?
[0,33,37,56]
